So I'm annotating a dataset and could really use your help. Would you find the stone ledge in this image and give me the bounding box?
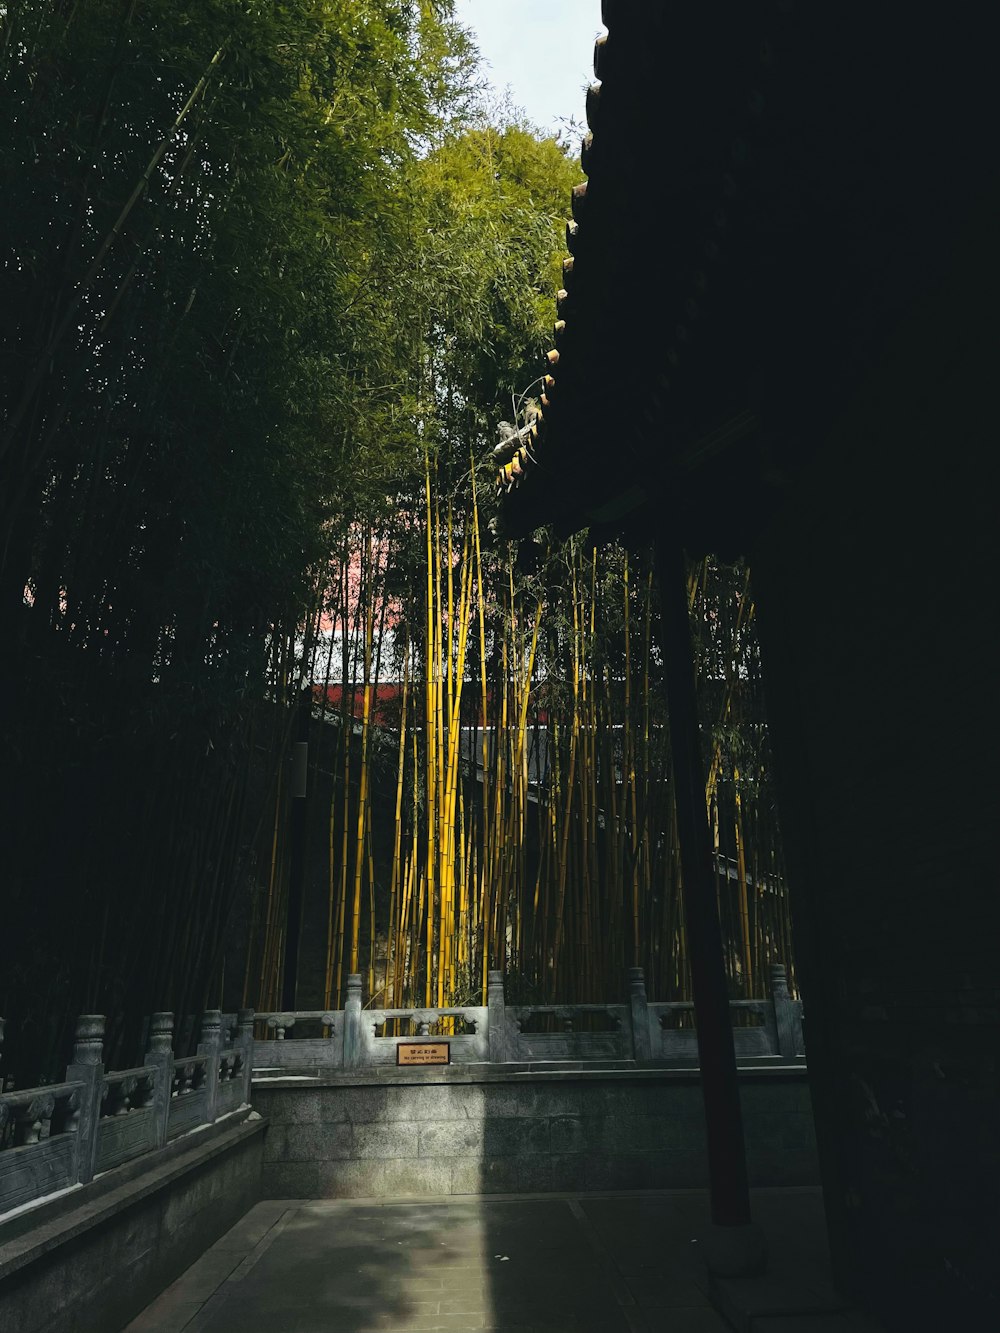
[0,1111,264,1283]
[252,1061,809,1091]
[254,1072,819,1199]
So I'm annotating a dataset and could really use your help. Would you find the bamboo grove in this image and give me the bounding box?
[248,465,796,1014]
[1,0,794,1078]
[0,0,581,1078]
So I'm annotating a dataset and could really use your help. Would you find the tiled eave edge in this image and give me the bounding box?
[497,0,781,542]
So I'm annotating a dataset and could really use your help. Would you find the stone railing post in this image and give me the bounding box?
[344,974,362,1069]
[66,1014,105,1185]
[237,1009,255,1102]
[145,1012,175,1147]
[198,1010,223,1123]
[770,964,803,1061]
[628,967,653,1062]
[487,971,507,1063]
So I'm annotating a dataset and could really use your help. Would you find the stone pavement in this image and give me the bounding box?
[125,1187,886,1333]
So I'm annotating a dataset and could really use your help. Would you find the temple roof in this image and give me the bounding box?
[499,2,996,553]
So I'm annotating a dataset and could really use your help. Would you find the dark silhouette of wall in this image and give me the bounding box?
[749,193,1000,1331]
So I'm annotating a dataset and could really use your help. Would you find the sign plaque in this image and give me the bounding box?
[396,1040,451,1067]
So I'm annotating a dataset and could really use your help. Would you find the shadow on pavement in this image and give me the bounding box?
[126,1186,866,1332]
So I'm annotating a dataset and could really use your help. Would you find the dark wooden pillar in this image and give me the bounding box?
[655,538,752,1229]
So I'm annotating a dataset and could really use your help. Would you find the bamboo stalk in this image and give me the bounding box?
[349,529,375,975]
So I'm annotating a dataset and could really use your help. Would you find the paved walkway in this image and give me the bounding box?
[126,1188,885,1333]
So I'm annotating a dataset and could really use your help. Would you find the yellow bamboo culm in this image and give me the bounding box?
[349,530,375,975]
[423,449,437,1006]
[470,458,491,1003]
[386,651,409,1006]
[260,458,795,1023]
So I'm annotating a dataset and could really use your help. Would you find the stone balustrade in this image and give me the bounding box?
[0,969,802,1216]
[0,1008,253,1217]
[253,964,805,1073]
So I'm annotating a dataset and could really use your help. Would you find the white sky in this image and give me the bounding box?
[457,0,606,137]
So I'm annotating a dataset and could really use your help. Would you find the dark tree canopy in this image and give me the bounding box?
[0,0,581,1077]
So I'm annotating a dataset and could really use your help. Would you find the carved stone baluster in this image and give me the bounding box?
[14,1097,38,1146]
[237,1008,254,1104]
[628,967,653,1063]
[487,972,507,1063]
[136,1073,155,1108]
[770,965,804,1061]
[56,1087,82,1138]
[201,1010,222,1047]
[199,1011,223,1123]
[101,1080,125,1118]
[67,1014,105,1185]
[73,1015,105,1066]
[16,1093,55,1146]
[39,1093,55,1140]
[109,1080,124,1116]
[145,1012,174,1147]
[344,974,362,1069]
[149,1012,173,1057]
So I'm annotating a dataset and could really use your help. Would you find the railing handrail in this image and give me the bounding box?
[0,1007,254,1219]
[251,966,803,1073]
[103,1063,157,1081]
[0,1079,85,1107]
[257,1011,336,1022]
[0,970,803,1220]
[368,1006,484,1021]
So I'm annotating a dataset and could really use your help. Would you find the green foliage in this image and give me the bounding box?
[413,122,578,415]
[1,0,485,656]
[0,0,581,1074]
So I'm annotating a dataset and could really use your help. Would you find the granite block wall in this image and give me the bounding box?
[253,1069,817,1198]
[0,1116,264,1333]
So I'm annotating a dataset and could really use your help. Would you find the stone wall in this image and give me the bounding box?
[253,1067,817,1198]
[0,1114,264,1333]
